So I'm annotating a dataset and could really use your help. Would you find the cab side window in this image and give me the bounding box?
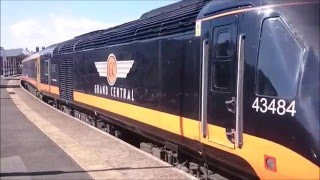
[216,32,232,57]
[256,17,303,98]
[211,24,235,92]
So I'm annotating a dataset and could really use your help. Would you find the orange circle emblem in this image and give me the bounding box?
[106,54,117,85]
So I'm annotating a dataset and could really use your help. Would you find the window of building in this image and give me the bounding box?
[256,17,303,98]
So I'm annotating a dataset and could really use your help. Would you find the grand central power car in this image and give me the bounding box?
[21,0,319,179]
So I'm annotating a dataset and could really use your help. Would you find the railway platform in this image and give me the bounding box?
[0,88,91,179]
[0,83,195,179]
[0,76,20,88]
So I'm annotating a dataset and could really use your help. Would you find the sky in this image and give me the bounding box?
[1,0,176,52]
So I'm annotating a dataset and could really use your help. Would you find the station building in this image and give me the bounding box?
[0,47,31,76]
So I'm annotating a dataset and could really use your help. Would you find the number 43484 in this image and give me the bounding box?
[252,97,296,117]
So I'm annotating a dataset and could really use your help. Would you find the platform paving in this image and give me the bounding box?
[2,86,194,179]
[0,88,92,179]
[0,76,21,88]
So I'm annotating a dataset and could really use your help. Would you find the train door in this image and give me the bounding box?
[200,14,245,149]
[36,57,41,90]
[44,59,50,92]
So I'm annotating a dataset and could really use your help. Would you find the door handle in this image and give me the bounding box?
[226,128,235,143]
[235,33,246,148]
[225,97,235,113]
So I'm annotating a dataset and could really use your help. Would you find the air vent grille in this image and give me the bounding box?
[58,40,78,54]
[75,38,95,51]
[53,47,59,56]
[93,34,112,49]
[59,58,74,102]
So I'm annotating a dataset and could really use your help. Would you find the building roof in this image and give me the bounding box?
[0,48,31,57]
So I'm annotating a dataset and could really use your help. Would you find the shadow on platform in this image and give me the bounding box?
[0,165,174,177]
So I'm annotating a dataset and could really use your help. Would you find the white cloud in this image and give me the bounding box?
[9,14,113,51]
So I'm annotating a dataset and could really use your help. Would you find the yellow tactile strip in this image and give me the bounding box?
[6,88,196,180]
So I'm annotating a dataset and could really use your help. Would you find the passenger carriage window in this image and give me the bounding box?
[256,17,303,98]
[51,64,56,73]
[44,60,49,76]
[212,25,234,92]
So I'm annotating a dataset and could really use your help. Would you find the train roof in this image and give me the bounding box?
[39,43,60,56]
[74,29,107,39]
[22,44,60,62]
[140,0,208,19]
[22,52,40,62]
[196,0,319,19]
[52,0,209,55]
[35,0,320,57]
[196,0,253,19]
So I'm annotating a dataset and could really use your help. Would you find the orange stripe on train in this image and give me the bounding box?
[73,91,319,179]
[39,83,59,95]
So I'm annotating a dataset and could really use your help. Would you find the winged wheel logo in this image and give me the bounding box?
[95,54,134,86]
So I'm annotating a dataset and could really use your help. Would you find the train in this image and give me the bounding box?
[21,0,319,179]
